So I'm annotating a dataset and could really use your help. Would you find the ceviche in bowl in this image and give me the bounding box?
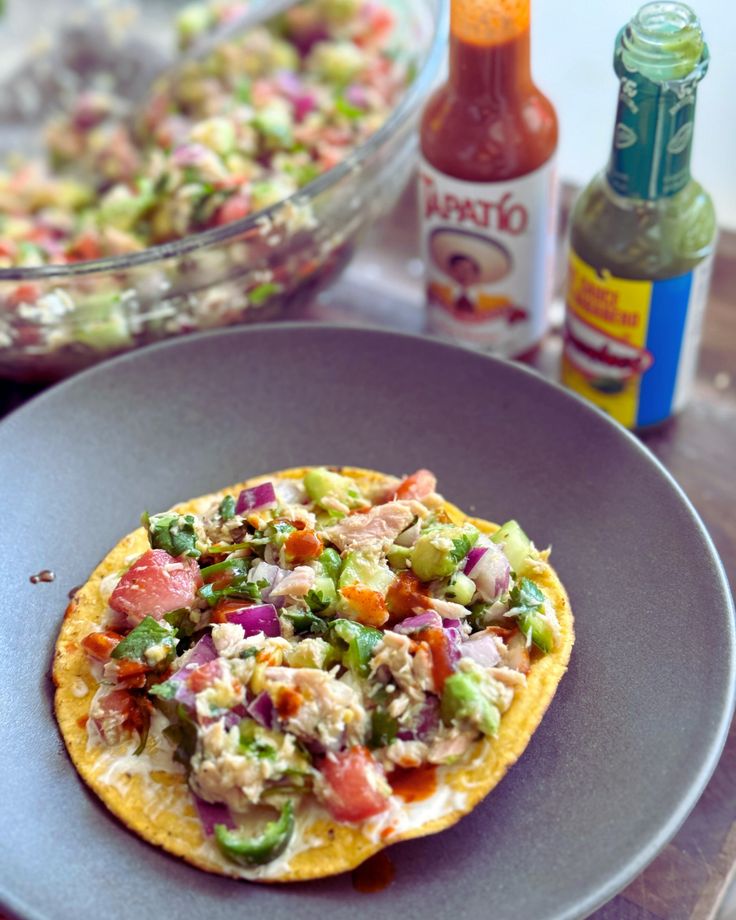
[0,0,446,380]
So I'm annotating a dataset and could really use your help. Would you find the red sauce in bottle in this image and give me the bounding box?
[419,0,558,358]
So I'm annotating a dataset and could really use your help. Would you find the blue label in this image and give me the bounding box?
[562,250,712,428]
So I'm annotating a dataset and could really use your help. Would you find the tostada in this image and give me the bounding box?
[53,466,574,880]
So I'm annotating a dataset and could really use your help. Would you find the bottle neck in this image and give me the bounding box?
[605,5,709,201]
[449,29,532,99]
[448,0,532,99]
[605,70,700,199]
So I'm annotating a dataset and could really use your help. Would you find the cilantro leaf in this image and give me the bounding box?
[509,577,545,611]
[305,588,331,614]
[163,706,198,768]
[143,511,201,558]
[164,607,199,637]
[370,709,398,748]
[219,495,236,521]
[239,719,277,760]
[450,531,478,564]
[198,577,264,608]
[507,577,554,654]
[280,608,328,636]
[148,680,177,700]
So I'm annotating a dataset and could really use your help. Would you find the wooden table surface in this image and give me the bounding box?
[1,185,734,920]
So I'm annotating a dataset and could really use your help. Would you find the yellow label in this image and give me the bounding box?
[561,251,654,428]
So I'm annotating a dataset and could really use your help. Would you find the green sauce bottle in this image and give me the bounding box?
[562,2,716,429]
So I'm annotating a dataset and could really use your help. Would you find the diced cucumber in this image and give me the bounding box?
[491,520,534,574]
[442,571,476,606]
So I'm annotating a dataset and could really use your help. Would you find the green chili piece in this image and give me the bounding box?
[330,618,382,676]
[110,616,177,663]
[214,800,295,867]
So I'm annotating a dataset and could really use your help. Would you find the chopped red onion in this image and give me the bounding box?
[393,611,442,634]
[192,794,235,836]
[222,703,248,729]
[464,546,487,575]
[235,481,277,514]
[247,691,275,729]
[443,625,463,667]
[345,84,368,108]
[172,143,211,168]
[247,560,289,607]
[225,603,280,637]
[461,632,501,668]
[466,544,510,602]
[442,618,462,629]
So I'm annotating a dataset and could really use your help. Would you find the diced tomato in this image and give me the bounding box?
[394,469,437,501]
[284,529,323,564]
[320,747,390,823]
[187,658,222,693]
[421,627,455,692]
[386,571,431,622]
[487,625,514,640]
[204,568,236,591]
[109,549,202,625]
[354,6,394,46]
[6,283,41,309]
[214,193,251,226]
[0,240,17,259]
[108,658,149,688]
[339,585,389,627]
[81,630,123,662]
[91,688,149,745]
[65,233,103,263]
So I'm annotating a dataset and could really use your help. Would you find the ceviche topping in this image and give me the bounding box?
[0,0,411,268]
[83,468,561,866]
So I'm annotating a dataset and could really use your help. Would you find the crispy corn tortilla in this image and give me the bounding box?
[53,466,574,881]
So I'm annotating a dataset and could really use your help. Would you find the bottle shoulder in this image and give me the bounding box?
[569,173,717,280]
[420,84,558,182]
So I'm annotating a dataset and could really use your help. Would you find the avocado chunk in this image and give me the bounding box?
[338,550,394,595]
[303,468,366,513]
[440,668,501,737]
[410,524,479,582]
[386,544,412,570]
[285,636,336,669]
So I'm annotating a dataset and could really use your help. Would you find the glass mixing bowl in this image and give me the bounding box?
[0,0,447,381]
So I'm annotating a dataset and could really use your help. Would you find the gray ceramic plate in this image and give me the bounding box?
[0,324,733,920]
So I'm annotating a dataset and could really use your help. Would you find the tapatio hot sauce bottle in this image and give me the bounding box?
[562,2,716,429]
[419,0,558,358]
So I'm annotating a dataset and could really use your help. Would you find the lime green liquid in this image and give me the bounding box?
[570,172,716,281]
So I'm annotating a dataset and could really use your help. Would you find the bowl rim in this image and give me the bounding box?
[0,0,448,284]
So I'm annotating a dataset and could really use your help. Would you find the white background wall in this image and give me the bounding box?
[532,0,736,229]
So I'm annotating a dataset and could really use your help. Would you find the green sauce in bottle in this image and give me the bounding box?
[562,2,716,429]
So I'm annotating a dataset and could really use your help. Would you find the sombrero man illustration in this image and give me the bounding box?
[428,228,527,325]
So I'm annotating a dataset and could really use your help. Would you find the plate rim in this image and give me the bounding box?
[1,321,733,920]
